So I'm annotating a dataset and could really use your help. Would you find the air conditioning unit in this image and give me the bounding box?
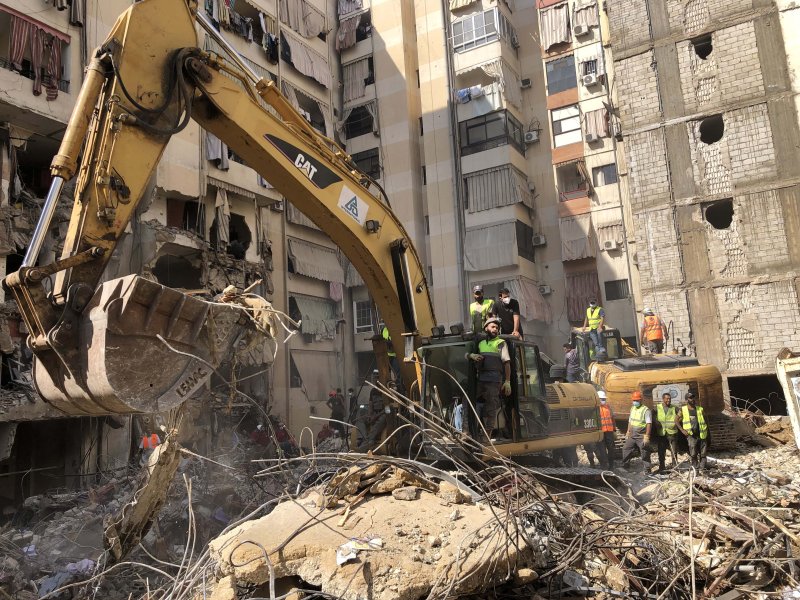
[585,132,600,143]
[603,239,620,251]
[524,130,540,144]
[532,234,547,247]
[573,24,590,37]
[270,200,284,212]
[539,285,553,296]
[611,120,623,141]
[520,77,532,89]
[582,73,599,87]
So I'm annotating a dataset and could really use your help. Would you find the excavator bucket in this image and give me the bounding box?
[31,275,275,416]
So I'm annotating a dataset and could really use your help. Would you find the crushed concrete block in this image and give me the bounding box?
[209,575,237,600]
[392,487,419,501]
[437,481,472,504]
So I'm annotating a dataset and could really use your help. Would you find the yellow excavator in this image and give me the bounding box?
[4,0,601,459]
[571,328,737,448]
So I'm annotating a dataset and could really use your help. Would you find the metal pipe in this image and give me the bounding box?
[195,10,260,84]
[23,176,65,268]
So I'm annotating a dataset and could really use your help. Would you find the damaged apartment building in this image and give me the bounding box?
[0,0,351,504]
[603,0,800,402]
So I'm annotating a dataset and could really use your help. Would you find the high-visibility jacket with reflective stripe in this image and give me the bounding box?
[141,434,159,449]
[643,315,664,341]
[628,404,650,432]
[477,337,505,383]
[586,306,603,330]
[381,326,396,357]
[470,299,494,331]
[681,405,708,440]
[656,404,677,435]
[599,404,615,432]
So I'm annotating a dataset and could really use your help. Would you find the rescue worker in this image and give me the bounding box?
[598,390,616,469]
[622,390,652,471]
[495,288,523,339]
[357,388,389,451]
[468,317,511,439]
[676,391,709,470]
[640,308,668,354]
[582,299,605,351]
[380,323,402,384]
[326,390,346,434]
[563,342,580,383]
[469,285,495,333]
[655,392,679,471]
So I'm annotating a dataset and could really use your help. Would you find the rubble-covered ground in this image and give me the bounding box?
[1,411,799,600]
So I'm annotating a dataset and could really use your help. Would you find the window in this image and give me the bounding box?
[516,221,536,263]
[545,55,577,95]
[451,8,516,53]
[344,105,374,138]
[604,279,630,301]
[352,148,381,180]
[592,163,618,186]
[166,198,206,237]
[459,110,525,156]
[582,59,598,76]
[551,105,582,148]
[354,300,373,333]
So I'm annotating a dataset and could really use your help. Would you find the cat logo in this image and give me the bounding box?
[294,153,318,181]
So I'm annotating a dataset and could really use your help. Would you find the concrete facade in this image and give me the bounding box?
[605,0,800,379]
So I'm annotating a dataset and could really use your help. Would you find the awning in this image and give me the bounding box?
[464,221,518,271]
[539,2,569,51]
[207,176,256,200]
[291,350,338,395]
[291,296,338,340]
[450,0,479,8]
[593,209,624,249]
[281,31,331,88]
[559,214,596,261]
[0,4,71,42]
[465,165,534,213]
[344,260,365,287]
[286,202,320,230]
[288,238,345,283]
[506,277,552,323]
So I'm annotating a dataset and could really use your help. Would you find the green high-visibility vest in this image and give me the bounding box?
[381,326,396,358]
[629,404,649,431]
[586,306,603,330]
[657,404,677,436]
[477,337,505,383]
[682,405,708,440]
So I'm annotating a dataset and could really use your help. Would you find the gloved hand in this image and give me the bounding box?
[468,353,483,362]
[502,380,512,396]
[643,435,651,445]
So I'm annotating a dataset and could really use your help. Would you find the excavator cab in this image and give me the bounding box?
[417,334,602,457]
[572,328,625,380]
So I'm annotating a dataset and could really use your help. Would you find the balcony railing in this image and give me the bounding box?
[0,57,70,93]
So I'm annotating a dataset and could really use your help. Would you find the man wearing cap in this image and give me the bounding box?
[582,299,606,352]
[468,317,511,439]
[495,288,523,339]
[640,308,668,354]
[470,285,496,334]
[622,390,652,471]
[676,391,709,470]
[598,390,616,469]
[655,392,679,471]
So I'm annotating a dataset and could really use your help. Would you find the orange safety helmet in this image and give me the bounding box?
[630,390,643,401]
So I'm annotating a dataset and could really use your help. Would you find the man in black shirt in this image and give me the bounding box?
[495,288,523,339]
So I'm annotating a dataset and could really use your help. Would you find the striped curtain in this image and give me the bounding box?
[336,13,360,51]
[539,3,570,51]
[584,108,609,137]
[9,17,34,71]
[565,271,601,322]
[573,2,599,28]
[338,0,363,16]
[31,29,46,97]
[343,58,370,103]
[465,166,533,213]
[45,34,63,100]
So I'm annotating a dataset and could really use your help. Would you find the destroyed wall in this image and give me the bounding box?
[607,0,800,375]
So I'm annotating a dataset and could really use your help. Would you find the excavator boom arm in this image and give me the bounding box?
[5,0,435,412]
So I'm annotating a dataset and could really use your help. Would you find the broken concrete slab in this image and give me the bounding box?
[208,488,544,600]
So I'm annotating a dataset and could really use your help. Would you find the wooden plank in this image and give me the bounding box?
[691,513,752,544]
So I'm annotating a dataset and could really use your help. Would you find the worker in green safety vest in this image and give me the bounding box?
[380,323,402,386]
[622,390,652,471]
[468,317,511,440]
[469,285,495,334]
[581,299,605,352]
[676,391,709,470]
[655,392,679,471]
